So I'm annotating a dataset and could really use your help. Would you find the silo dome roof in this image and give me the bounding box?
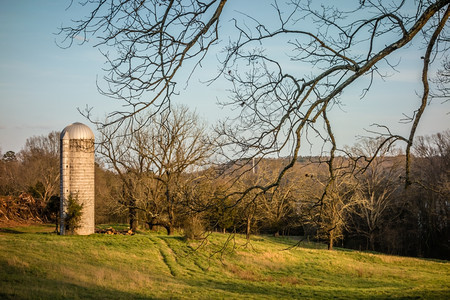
[61,122,95,140]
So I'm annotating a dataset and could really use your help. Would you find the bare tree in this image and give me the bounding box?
[0,133,60,201]
[59,0,227,125]
[0,151,20,196]
[97,105,214,234]
[431,55,450,100]
[243,159,301,237]
[300,160,359,250]
[259,177,298,237]
[409,130,450,257]
[348,138,403,250]
[19,132,60,204]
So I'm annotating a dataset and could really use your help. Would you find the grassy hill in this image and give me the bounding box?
[0,225,449,299]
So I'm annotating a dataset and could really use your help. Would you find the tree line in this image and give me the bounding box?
[1,107,448,259]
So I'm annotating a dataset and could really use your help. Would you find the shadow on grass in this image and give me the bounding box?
[0,228,24,234]
[0,261,154,300]
[157,235,185,242]
[184,276,449,300]
[258,235,328,250]
[0,224,55,235]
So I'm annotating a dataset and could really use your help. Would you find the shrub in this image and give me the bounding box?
[65,194,83,234]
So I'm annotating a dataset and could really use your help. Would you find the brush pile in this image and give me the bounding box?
[95,227,135,235]
[0,193,45,225]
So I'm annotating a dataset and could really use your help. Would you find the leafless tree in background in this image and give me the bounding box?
[0,152,21,199]
[431,55,450,99]
[0,132,60,225]
[409,130,450,257]
[348,138,403,250]
[259,171,299,237]
[19,132,60,204]
[300,159,359,250]
[97,105,214,233]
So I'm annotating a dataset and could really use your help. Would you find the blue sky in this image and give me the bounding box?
[0,1,106,152]
[0,0,448,155]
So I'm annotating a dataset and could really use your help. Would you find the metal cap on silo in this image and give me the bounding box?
[60,122,95,140]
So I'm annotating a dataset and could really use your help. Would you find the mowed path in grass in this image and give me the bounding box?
[0,225,449,299]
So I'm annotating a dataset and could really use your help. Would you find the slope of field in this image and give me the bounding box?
[0,225,448,299]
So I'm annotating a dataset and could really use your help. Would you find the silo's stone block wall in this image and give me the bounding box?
[68,139,95,234]
[60,123,95,235]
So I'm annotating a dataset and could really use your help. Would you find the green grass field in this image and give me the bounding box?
[0,225,448,299]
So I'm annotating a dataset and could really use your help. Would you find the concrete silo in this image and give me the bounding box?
[60,122,95,235]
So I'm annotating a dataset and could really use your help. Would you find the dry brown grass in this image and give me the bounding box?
[7,255,30,269]
[225,263,260,281]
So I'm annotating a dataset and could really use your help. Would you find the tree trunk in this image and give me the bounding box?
[328,235,334,250]
[246,216,251,240]
[146,222,155,231]
[147,220,172,235]
[165,186,175,236]
[369,232,375,251]
[166,224,173,235]
[129,204,138,232]
[168,208,175,236]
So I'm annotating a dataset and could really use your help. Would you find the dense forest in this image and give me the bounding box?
[1,122,448,260]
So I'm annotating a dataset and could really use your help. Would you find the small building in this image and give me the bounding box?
[60,122,95,235]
